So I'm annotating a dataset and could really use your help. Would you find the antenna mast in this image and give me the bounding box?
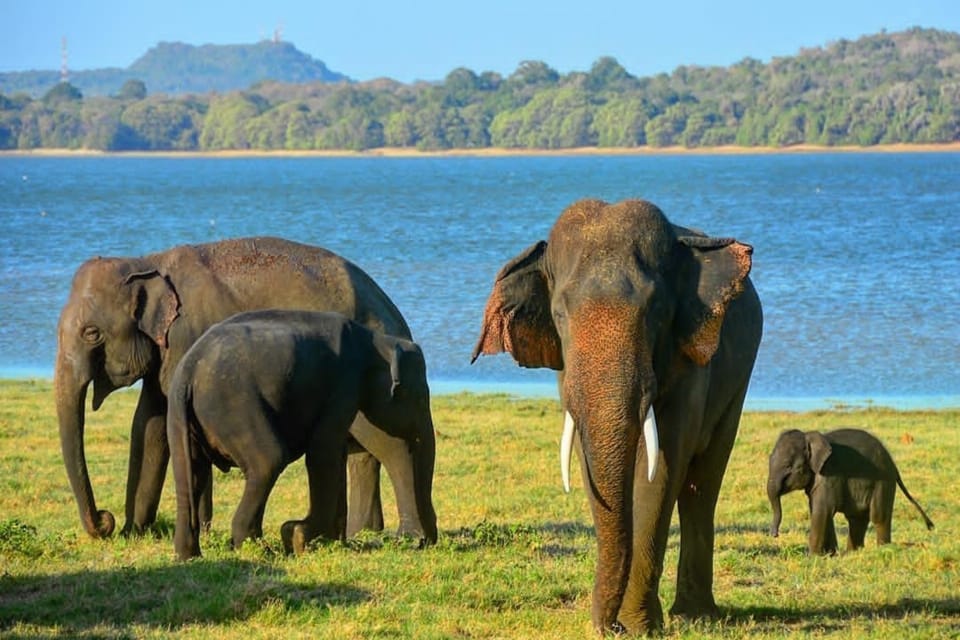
[60,36,69,83]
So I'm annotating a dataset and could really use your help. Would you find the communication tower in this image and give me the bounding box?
[60,36,69,83]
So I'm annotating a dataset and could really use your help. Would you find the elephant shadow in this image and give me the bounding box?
[0,559,369,634]
[725,598,960,631]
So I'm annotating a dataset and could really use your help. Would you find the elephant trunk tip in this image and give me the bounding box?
[86,509,117,539]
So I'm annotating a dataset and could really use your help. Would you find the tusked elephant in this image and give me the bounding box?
[167,310,437,560]
[472,198,762,634]
[54,236,437,545]
[767,428,934,554]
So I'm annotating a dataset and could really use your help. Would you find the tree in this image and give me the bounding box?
[118,79,148,100]
[42,82,83,105]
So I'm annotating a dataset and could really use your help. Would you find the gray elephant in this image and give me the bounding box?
[767,428,934,554]
[472,198,762,634]
[54,236,436,544]
[167,309,437,560]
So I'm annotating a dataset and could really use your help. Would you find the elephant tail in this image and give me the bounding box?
[896,473,934,531]
[168,372,200,543]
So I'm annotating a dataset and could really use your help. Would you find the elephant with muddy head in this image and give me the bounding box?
[472,198,762,634]
[54,236,437,545]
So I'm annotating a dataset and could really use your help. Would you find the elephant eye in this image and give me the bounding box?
[81,326,103,344]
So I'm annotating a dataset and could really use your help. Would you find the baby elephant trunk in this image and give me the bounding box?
[767,477,783,537]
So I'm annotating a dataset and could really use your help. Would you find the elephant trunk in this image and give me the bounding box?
[767,477,782,537]
[54,349,116,538]
[413,416,438,546]
[580,408,639,632]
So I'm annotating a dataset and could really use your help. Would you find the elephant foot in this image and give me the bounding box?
[120,520,150,539]
[86,510,116,539]
[669,595,720,621]
[616,601,665,636]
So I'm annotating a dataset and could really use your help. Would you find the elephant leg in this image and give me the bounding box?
[282,431,348,554]
[618,448,675,635]
[871,483,895,545]
[122,377,170,536]
[671,395,744,619]
[345,437,384,537]
[231,422,285,549]
[847,515,869,550]
[348,416,423,537]
[809,507,838,555]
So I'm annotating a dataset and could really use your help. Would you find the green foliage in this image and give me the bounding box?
[117,79,148,100]
[1,27,959,152]
[0,519,46,558]
[41,82,82,105]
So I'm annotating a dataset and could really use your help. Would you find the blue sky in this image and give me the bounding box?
[3,1,958,82]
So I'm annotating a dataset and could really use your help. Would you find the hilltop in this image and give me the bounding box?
[0,41,348,97]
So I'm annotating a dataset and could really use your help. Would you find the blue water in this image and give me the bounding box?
[2,153,959,410]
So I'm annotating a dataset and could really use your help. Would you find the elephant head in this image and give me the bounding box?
[767,429,831,537]
[54,257,180,538]
[360,333,439,545]
[472,198,755,632]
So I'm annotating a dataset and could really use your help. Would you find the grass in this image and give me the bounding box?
[0,379,957,638]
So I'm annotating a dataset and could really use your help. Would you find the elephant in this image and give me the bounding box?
[767,428,934,554]
[471,198,762,634]
[54,236,437,545]
[167,309,437,560]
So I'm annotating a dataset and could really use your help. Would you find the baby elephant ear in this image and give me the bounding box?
[471,241,562,370]
[124,270,180,349]
[676,236,753,366]
[805,431,833,473]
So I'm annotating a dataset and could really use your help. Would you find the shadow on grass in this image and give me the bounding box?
[724,597,960,630]
[0,558,369,634]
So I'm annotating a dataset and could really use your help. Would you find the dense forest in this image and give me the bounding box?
[1,27,958,151]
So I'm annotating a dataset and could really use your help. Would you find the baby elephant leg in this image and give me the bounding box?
[232,425,287,550]
[809,506,839,555]
[846,515,869,550]
[871,482,896,545]
[282,428,349,554]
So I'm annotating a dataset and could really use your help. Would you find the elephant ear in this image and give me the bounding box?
[675,235,754,366]
[471,241,562,370]
[124,270,181,349]
[805,431,833,474]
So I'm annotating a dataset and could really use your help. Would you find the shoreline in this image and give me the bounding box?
[3,375,957,412]
[3,142,960,159]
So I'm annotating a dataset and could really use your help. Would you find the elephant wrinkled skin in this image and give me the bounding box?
[54,236,437,544]
[168,310,437,560]
[472,198,762,634]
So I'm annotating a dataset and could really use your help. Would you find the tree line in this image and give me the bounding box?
[1,28,958,152]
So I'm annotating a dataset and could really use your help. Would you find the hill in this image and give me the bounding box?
[1,27,957,151]
[0,41,349,97]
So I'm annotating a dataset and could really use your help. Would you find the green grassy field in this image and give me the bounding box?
[1,379,957,638]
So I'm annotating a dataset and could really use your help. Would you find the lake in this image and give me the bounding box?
[2,152,958,410]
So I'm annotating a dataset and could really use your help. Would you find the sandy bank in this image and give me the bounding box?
[3,142,960,159]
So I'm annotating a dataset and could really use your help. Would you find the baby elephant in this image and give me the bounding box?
[167,309,437,561]
[767,428,933,554]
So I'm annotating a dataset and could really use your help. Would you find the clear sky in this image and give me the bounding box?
[3,1,958,83]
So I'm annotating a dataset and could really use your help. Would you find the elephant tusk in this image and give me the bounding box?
[560,411,575,493]
[644,406,659,482]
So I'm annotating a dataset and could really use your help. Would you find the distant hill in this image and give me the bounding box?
[1,27,957,151]
[0,41,349,97]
